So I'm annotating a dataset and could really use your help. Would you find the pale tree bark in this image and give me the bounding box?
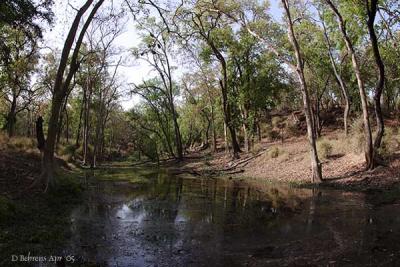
[366,0,385,152]
[210,101,217,152]
[6,94,17,137]
[41,0,105,190]
[320,13,351,135]
[223,121,229,153]
[83,78,92,166]
[75,91,85,147]
[241,107,250,152]
[281,0,322,183]
[325,0,375,170]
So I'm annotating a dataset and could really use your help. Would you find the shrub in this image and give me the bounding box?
[263,124,273,139]
[350,116,364,135]
[268,146,280,158]
[7,137,36,150]
[61,144,77,157]
[346,117,365,154]
[317,139,333,159]
[76,144,93,158]
[285,121,300,137]
[378,127,398,158]
[0,132,9,149]
[271,117,283,128]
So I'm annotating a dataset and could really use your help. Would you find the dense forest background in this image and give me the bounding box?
[1,0,400,189]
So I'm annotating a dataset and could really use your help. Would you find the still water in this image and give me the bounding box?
[65,168,400,266]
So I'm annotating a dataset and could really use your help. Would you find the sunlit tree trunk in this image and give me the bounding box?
[75,92,85,147]
[6,94,17,137]
[93,90,103,168]
[282,0,322,183]
[320,16,351,136]
[325,0,375,170]
[366,0,385,152]
[83,80,92,166]
[223,122,229,153]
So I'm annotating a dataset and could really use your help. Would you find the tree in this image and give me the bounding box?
[281,0,322,182]
[0,0,53,38]
[318,9,351,135]
[132,16,184,160]
[187,2,241,158]
[324,0,375,170]
[0,26,40,137]
[366,0,386,152]
[41,0,105,190]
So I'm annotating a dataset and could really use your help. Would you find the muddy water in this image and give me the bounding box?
[65,168,400,266]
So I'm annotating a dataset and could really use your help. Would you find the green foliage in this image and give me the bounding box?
[0,0,53,38]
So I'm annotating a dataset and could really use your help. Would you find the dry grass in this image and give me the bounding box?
[268,146,280,158]
[317,138,333,159]
[0,133,37,151]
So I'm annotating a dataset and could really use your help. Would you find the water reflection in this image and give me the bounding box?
[66,170,400,266]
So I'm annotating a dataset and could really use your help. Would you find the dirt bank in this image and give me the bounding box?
[165,131,400,191]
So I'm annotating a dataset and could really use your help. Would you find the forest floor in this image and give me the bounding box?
[0,139,85,266]
[166,129,400,191]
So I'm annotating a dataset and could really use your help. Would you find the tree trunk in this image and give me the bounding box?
[42,0,104,190]
[320,9,351,136]
[219,77,240,158]
[83,81,92,166]
[65,107,69,143]
[6,95,17,137]
[256,117,261,142]
[207,38,240,158]
[56,99,68,146]
[75,92,85,147]
[210,103,217,152]
[224,122,229,153]
[171,107,183,160]
[241,107,250,152]
[366,0,385,152]
[93,91,103,168]
[282,0,322,183]
[325,0,375,170]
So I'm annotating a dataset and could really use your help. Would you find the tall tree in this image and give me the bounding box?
[187,2,241,158]
[0,26,39,137]
[324,0,375,170]
[281,0,322,182]
[366,0,386,152]
[41,0,105,190]
[131,16,184,160]
[319,10,351,135]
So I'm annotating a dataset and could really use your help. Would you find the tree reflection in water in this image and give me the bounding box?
[66,169,400,266]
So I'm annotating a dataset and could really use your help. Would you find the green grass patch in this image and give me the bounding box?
[93,167,156,185]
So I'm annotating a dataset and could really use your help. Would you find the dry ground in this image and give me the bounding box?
[168,130,400,190]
